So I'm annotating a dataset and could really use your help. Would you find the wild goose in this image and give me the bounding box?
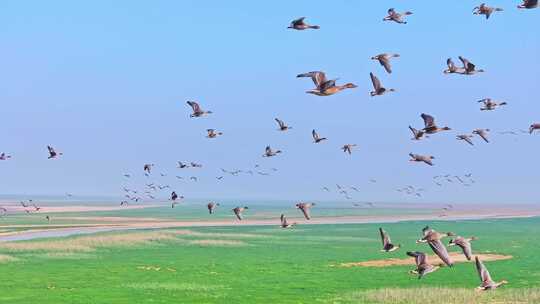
[409,126,427,140]
[475,256,508,290]
[206,129,223,138]
[296,202,315,220]
[459,56,485,75]
[407,251,440,279]
[443,58,465,74]
[370,72,394,96]
[177,161,189,169]
[143,164,154,174]
[262,146,282,157]
[409,153,435,166]
[449,236,478,260]
[0,153,11,160]
[312,129,327,143]
[478,98,507,111]
[207,202,220,214]
[379,228,400,252]
[417,226,455,267]
[280,214,296,228]
[529,123,540,134]
[342,144,357,155]
[457,134,475,146]
[297,71,357,96]
[232,206,248,220]
[421,113,451,134]
[287,17,320,30]
[518,0,538,9]
[383,8,413,24]
[473,3,503,19]
[275,118,292,131]
[473,129,490,143]
[186,101,212,118]
[47,146,63,159]
[371,53,400,74]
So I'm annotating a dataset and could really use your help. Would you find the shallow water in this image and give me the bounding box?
[0,227,132,242]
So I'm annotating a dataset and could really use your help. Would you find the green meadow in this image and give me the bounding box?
[0,217,539,303]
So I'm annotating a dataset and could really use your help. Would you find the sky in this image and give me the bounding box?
[0,1,538,204]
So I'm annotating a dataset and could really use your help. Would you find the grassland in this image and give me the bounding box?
[0,216,539,303]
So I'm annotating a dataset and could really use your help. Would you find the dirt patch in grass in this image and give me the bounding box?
[188,239,247,246]
[338,253,512,268]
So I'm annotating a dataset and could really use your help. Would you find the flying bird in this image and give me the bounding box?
[342,144,357,155]
[478,98,507,111]
[409,126,427,140]
[371,53,400,74]
[475,256,508,290]
[449,236,477,260]
[275,118,292,131]
[379,228,400,252]
[296,202,315,220]
[207,202,220,214]
[143,164,154,174]
[383,8,413,24]
[287,17,320,30]
[263,146,282,157]
[312,129,327,143]
[473,3,503,19]
[297,71,357,96]
[409,153,435,166]
[459,56,485,75]
[517,0,538,9]
[421,113,451,134]
[0,153,12,160]
[47,146,63,159]
[529,123,540,134]
[417,226,455,267]
[456,134,475,146]
[473,129,490,143]
[232,206,248,220]
[206,129,223,138]
[369,72,395,96]
[407,251,440,279]
[186,101,212,117]
[280,214,296,228]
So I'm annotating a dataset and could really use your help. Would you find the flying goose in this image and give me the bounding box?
[143,164,154,174]
[177,161,189,169]
[0,153,11,160]
[296,202,315,220]
[280,214,296,228]
[473,3,503,19]
[207,202,220,214]
[475,256,508,290]
[371,53,400,74]
[275,118,292,131]
[342,144,357,155]
[449,236,477,260]
[262,146,282,157]
[409,126,427,140]
[478,98,507,111]
[47,146,63,159]
[297,71,357,96]
[206,129,223,138]
[232,206,248,220]
[443,58,465,74]
[409,153,435,166]
[518,0,538,9]
[417,226,455,267]
[457,134,475,146]
[370,72,395,96]
[187,101,212,117]
[529,123,540,134]
[383,8,413,24]
[287,17,320,30]
[421,113,451,134]
[312,129,327,143]
[459,56,485,75]
[407,251,440,279]
[379,228,400,252]
[473,129,490,143]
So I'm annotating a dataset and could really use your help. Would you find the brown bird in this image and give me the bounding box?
[280,214,296,228]
[473,3,503,19]
[0,153,12,160]
[449,236,478,260]
[409,153,435,166]
[287,17,320,30]
[518,0,538,9]
[296,202,315,220]
[312,129,327,143]
[232,206,248,220]
[263,146,282,157]
[47,146,63,159]
[206,129,223,138]
[275,118,292,131]
[342,144,357,155]
[409,126,427,140]
[207,202,220,214]
[407,251,440,279]
[297,71,357,96]
[383,8,413,24]
[478,98,507,111]
[371,53,400,74]
[475,256,508,290]
[379,228,400,252]
[187,101,212,118]
[421,113,451,134]
[460,56,485,75]
[370,72,395,96]
[529,123,540,134]
[143,164,154,174]
[417,226,455,267]
[473,129,490,143]
[457,134,475,146]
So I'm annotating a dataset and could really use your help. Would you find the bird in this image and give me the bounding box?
[190,162,202,168]
[275,118,292,131]
[186,101,212,117]
[407,251,440,279]
[296,202,315,220]
[417,226,455,267]
[232,206,248,220]
[170,191,179,201]
[123,174,131,178]
[45,215,51,223]
[47,146,63,159]
[207,202,220,214]
[475,256,508,290]
[206,129,223,138]
[478,98,507,111]
[287,17,320,30]
[529,123,540,134]
[120,201,129,206]
[379,228,400,252]
[517,0,538,9]
[143,164,154,174]
[0,153,12,160]
[177,161,189,169]
[443,58,465,74]
[456,134,475,146]
[421,113,451,134]
[473,129,490,143]
[409,153,435,166]
[280,214,296,228]
[448,236,478,260]
[369,72,394,96]
[312,129,327,143]
[297,71,357,96]
[473,3,503,19]
[342,144,357,155]
[459,56,485,75]
[371,53,400,74]
[383,8,413,24]
[190,176,198,182]
[409,126,427,140]
[262,146,282,157]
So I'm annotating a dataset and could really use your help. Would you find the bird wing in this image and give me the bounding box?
[428,239,453,266]
[312,129,319,141]
[421,113,435,128]
[265,146,271,154]
[292,17,306,26]
[459,56,475,71]
[447,58,456,69]
[388,8,396,15]
[300,207,311,220]
[379,228,390,246]
[275,118,285,128]
[475,256,494,286]
[380,57,392,73]
[298,71,327,89]
[47,146,55,153]
[187,101,201,112]
[280,214,288,226]
[370,72,381,90]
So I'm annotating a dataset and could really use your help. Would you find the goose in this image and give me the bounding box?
[120,201,129,206]
[371,53,400,74]
[383,8,413,24]
[449,236,477,260]
[143,164,154,174]
[206,129,223,138]
[518,0,538,9]
[280,214,296,228]
[287,17,320,30]
[417,226,455,267]
[409,153,435,166]
[207,202,220,214]
[190,162,203,168]
[409,126,427,140]
[459,56,485,75]
[407,251,440,279]
[187,101,212,117]
[478,98,507,111]
[263,146,282,157]
[475,256,508,290]
[443,58,465,74]
[296,202,315,220]
[170,191,179,201]
[0,153,11,160]
[379,228,400,252]
[232,206,248,220]
[297,71,357,96]
[529,123,540,134]
[47,146,63,159]
[473,3,503,19]
[275,118,292,131]
[457,134,475,146]
[421,113,451,134]
[473,129,490,143]
[370,72,395,96]
[342,144,357,155]
[312,129,327,143]
[177,161,189,169]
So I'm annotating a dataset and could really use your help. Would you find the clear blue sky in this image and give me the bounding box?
[0,1,538,204]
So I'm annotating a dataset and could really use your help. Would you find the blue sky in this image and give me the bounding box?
[0,1,538,203]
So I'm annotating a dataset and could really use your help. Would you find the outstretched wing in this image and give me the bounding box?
[421,113,435,128]
[407,251,427,267]
[459,56,475,72]
[379,228,390,246]
[291,17,306,26]
[370,72,381,90]
[429,239,453,266]
[379,57,392,73]
[447,58,456,69]
[475,256,494,285]
[312,129,319,141]
[280,214,288,226]
[187,101,201,112]
[275,118,285,128]
[297,71,327,89]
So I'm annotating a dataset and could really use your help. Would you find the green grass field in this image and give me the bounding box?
[0,216,539,303]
